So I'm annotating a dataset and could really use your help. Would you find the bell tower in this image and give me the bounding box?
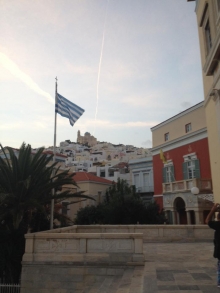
[77,130,80,143]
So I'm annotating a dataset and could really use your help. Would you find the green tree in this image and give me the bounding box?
[0,142,93,283]
[75,178,165,225]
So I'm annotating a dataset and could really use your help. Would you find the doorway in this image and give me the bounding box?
[174,197,187,224]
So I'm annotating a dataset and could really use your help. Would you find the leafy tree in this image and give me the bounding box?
[0,142,94,283]
[75,178,165,225]
[74,204,106,225]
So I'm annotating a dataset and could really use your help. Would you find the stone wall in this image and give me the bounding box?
[43,225,214,242]
[21,232,144,293]
[23,232,144,265]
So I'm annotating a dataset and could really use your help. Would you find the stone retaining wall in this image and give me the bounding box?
[23,232,144,265]
[21,232,144,293]
[43,225,214,242]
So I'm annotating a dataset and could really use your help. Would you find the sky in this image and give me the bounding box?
[0,0,203,149]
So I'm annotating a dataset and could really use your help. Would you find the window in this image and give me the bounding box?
[164,132,169,141]
[217,0,220,11]
[143,173,149,185]
[182,159,200,180]
[187,160,195,179]
[134,174,140,188]
[205,20,212,53]
[185,123,192,133]
[162,165,175,183]
[100,170,105,177]
[108,170,114,177]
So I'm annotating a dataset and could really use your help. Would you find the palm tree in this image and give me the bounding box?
[0,142,94,284]
[0,142,93,232]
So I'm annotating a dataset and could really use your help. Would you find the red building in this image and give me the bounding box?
[151,102,213,224]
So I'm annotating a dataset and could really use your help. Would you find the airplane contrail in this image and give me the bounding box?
[93,0,109,135]
[0,52,54,104]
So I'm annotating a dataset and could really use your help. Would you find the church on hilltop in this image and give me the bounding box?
[77,130,97,147]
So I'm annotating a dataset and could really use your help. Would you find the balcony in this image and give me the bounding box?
[163,178,212,194]
[136,185,154,193]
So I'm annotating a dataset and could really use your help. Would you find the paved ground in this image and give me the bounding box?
[142,242,218,293]
[82,242,219,293]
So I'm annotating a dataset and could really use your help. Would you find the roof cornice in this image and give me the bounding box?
[151,101,204,131]
[151,127,207,155]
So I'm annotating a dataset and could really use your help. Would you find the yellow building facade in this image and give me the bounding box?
[61,172,113,221]
[189,0,220,202]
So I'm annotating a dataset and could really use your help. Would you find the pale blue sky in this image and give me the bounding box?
[0,0,202,149]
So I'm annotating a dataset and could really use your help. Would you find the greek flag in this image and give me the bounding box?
[55,93,85,126]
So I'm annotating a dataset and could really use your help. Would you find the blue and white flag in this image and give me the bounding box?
[55,93,85,126]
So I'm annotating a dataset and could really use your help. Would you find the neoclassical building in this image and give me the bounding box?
[151,102,213,224]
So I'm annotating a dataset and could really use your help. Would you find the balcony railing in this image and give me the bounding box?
[163,178,212,194]
[136,185,154,193]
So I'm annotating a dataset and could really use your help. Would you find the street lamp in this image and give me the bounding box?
[191,187,199,195]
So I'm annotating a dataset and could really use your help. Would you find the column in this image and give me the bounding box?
[186,210,191,225]
[195,211,203,224]
[176,212,180,225]
[164,211,168,221]
[171,211,176,224]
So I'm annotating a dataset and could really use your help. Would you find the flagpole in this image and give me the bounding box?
[50,77,58,229]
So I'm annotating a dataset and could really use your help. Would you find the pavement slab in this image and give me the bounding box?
[78,242,220,293]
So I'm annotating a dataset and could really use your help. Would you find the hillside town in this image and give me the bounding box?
[0,100,214,225]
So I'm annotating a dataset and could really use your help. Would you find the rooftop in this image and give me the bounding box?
[73,172,113,184]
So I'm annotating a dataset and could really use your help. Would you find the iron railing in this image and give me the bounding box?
[0,284,20,293]
[136,185,154,193]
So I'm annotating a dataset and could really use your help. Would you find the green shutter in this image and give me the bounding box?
[162,167,167,183]
[194,159,200,179]
[170,165,175,182]
[182,162,188,180]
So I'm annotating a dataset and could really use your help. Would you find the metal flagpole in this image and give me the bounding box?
[50,77,58,229]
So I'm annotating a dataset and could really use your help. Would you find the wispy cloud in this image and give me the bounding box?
[181,101,192,109]
[65,62,96,75]
[0,52,54,104]
[77,119,158,129]
[0,122,25,130]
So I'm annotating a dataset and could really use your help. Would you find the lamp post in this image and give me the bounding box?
[191,187,199,195]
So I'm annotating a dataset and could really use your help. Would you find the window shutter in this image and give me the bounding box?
[182,162,188,180]
[194,159,200,179]
[162,167,166,183]
[170,165,175,182]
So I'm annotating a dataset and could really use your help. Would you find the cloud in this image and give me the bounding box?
[0,122,25,130]
[181,101,192,109]
[0,52,54,104]
[33,122,47,129]
[142,139,152,147]
[64,62,96,75]
[122,94,161,107]
[77,119,158,129]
